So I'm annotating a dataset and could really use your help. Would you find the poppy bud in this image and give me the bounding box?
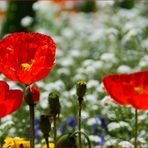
[56,133,77,148]
[76,81,87,102]
[39,115,51,138]
[31,85,40,104]
[24,85,40,106]
[48,91,61,117]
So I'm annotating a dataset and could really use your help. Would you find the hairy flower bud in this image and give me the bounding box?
[39,115,51,138]
[31,85,40,104]
[76,80,87,102]
[24,85,40,106]
[48,91,61,117]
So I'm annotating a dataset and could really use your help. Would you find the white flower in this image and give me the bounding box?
[62,28,74,38]
[118,141,134,148]
[105,139,117,146]
[85,66,96,74]
[107,121,130,132]
[138,114,147,121]
[137,137,146,144]
[89,135,101,143]
[117,65,132,73]
[33,0,52,12]
[70,50,81,58]
[36,81,45,88]
[86,94,97,104]
[39,92,48,109]
[138,55,148,68]
[57,68,70,75]
[107,122,120,131]
[21,16,33,27]
[73,74,85,81]
[81,111,89,119]
[87,118,96,125]
[82,59,94,67]
[92,61,104,70]
[0,120,14,130]
[100,53,117,64]
[100,96,116,107]
[60,58,74,67]
[96,82,105,93]
[87,80,99,89]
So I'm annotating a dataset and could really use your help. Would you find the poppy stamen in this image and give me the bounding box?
[21,60,35,71]
[134,87,145,94]
[21,63,32,71]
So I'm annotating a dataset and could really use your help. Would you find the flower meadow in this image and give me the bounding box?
[0,1,148,148]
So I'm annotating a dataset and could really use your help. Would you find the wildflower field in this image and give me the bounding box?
[0,1,148,148]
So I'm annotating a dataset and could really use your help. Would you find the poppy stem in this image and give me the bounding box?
[78,99,82,148]
[53,115,57,148]
[134,109,138,148]
[45,136,49,148]
[29,105,35,148]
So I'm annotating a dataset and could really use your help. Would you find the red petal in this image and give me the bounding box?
[0,81,23,118]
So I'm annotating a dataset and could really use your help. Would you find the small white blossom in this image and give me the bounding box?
[89,135,101,143]
[100,53,117,64]
[117,65,132,73]
[118,141,134,148]
[105,139,117,146]
[21,16,33,27]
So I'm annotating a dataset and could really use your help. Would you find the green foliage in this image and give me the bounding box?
[1,0,36,36]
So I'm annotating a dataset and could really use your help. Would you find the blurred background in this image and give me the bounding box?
[0,0,148,147]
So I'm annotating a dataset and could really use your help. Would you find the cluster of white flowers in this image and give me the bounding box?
[1,1,148,147]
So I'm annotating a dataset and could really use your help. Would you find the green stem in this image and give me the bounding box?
[53,115,57,148]
[45,136,49,148]
[78,100,82,148]
[0,119,2,148]
[29,105,35,148]
[72,130,91,148]
[134,109,138,148]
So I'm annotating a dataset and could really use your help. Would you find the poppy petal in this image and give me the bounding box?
[0,81,23,118]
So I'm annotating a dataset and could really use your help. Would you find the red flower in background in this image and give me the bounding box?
[51,0,77,5]
[51,0,66,4]
[0,81,23,118]
[103,71,148,110]
[0,32,56,84]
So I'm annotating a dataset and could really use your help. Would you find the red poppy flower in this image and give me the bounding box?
[0,32,56,84]
[103,71,148,110]
[51,0,77,5]
[51,0,66,4]
[0,81,23,118]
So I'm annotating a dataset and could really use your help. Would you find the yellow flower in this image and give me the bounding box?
[2,137,30,148]
[42,143,55,148]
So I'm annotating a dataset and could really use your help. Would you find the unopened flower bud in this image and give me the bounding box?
[39,115,51,138]
[31,85,40,104]
[56,133,77,148]
[48,91,61,117]
[24,85,40,105]
[76,80,87,102]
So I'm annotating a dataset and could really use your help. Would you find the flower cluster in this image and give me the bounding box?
[1,1,148,147]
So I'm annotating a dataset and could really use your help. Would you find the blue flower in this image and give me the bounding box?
[59,122,67,134]
[100,133,105,145]
[92,123,99,133]
[96,115,107,130]
[67,116,77,130]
